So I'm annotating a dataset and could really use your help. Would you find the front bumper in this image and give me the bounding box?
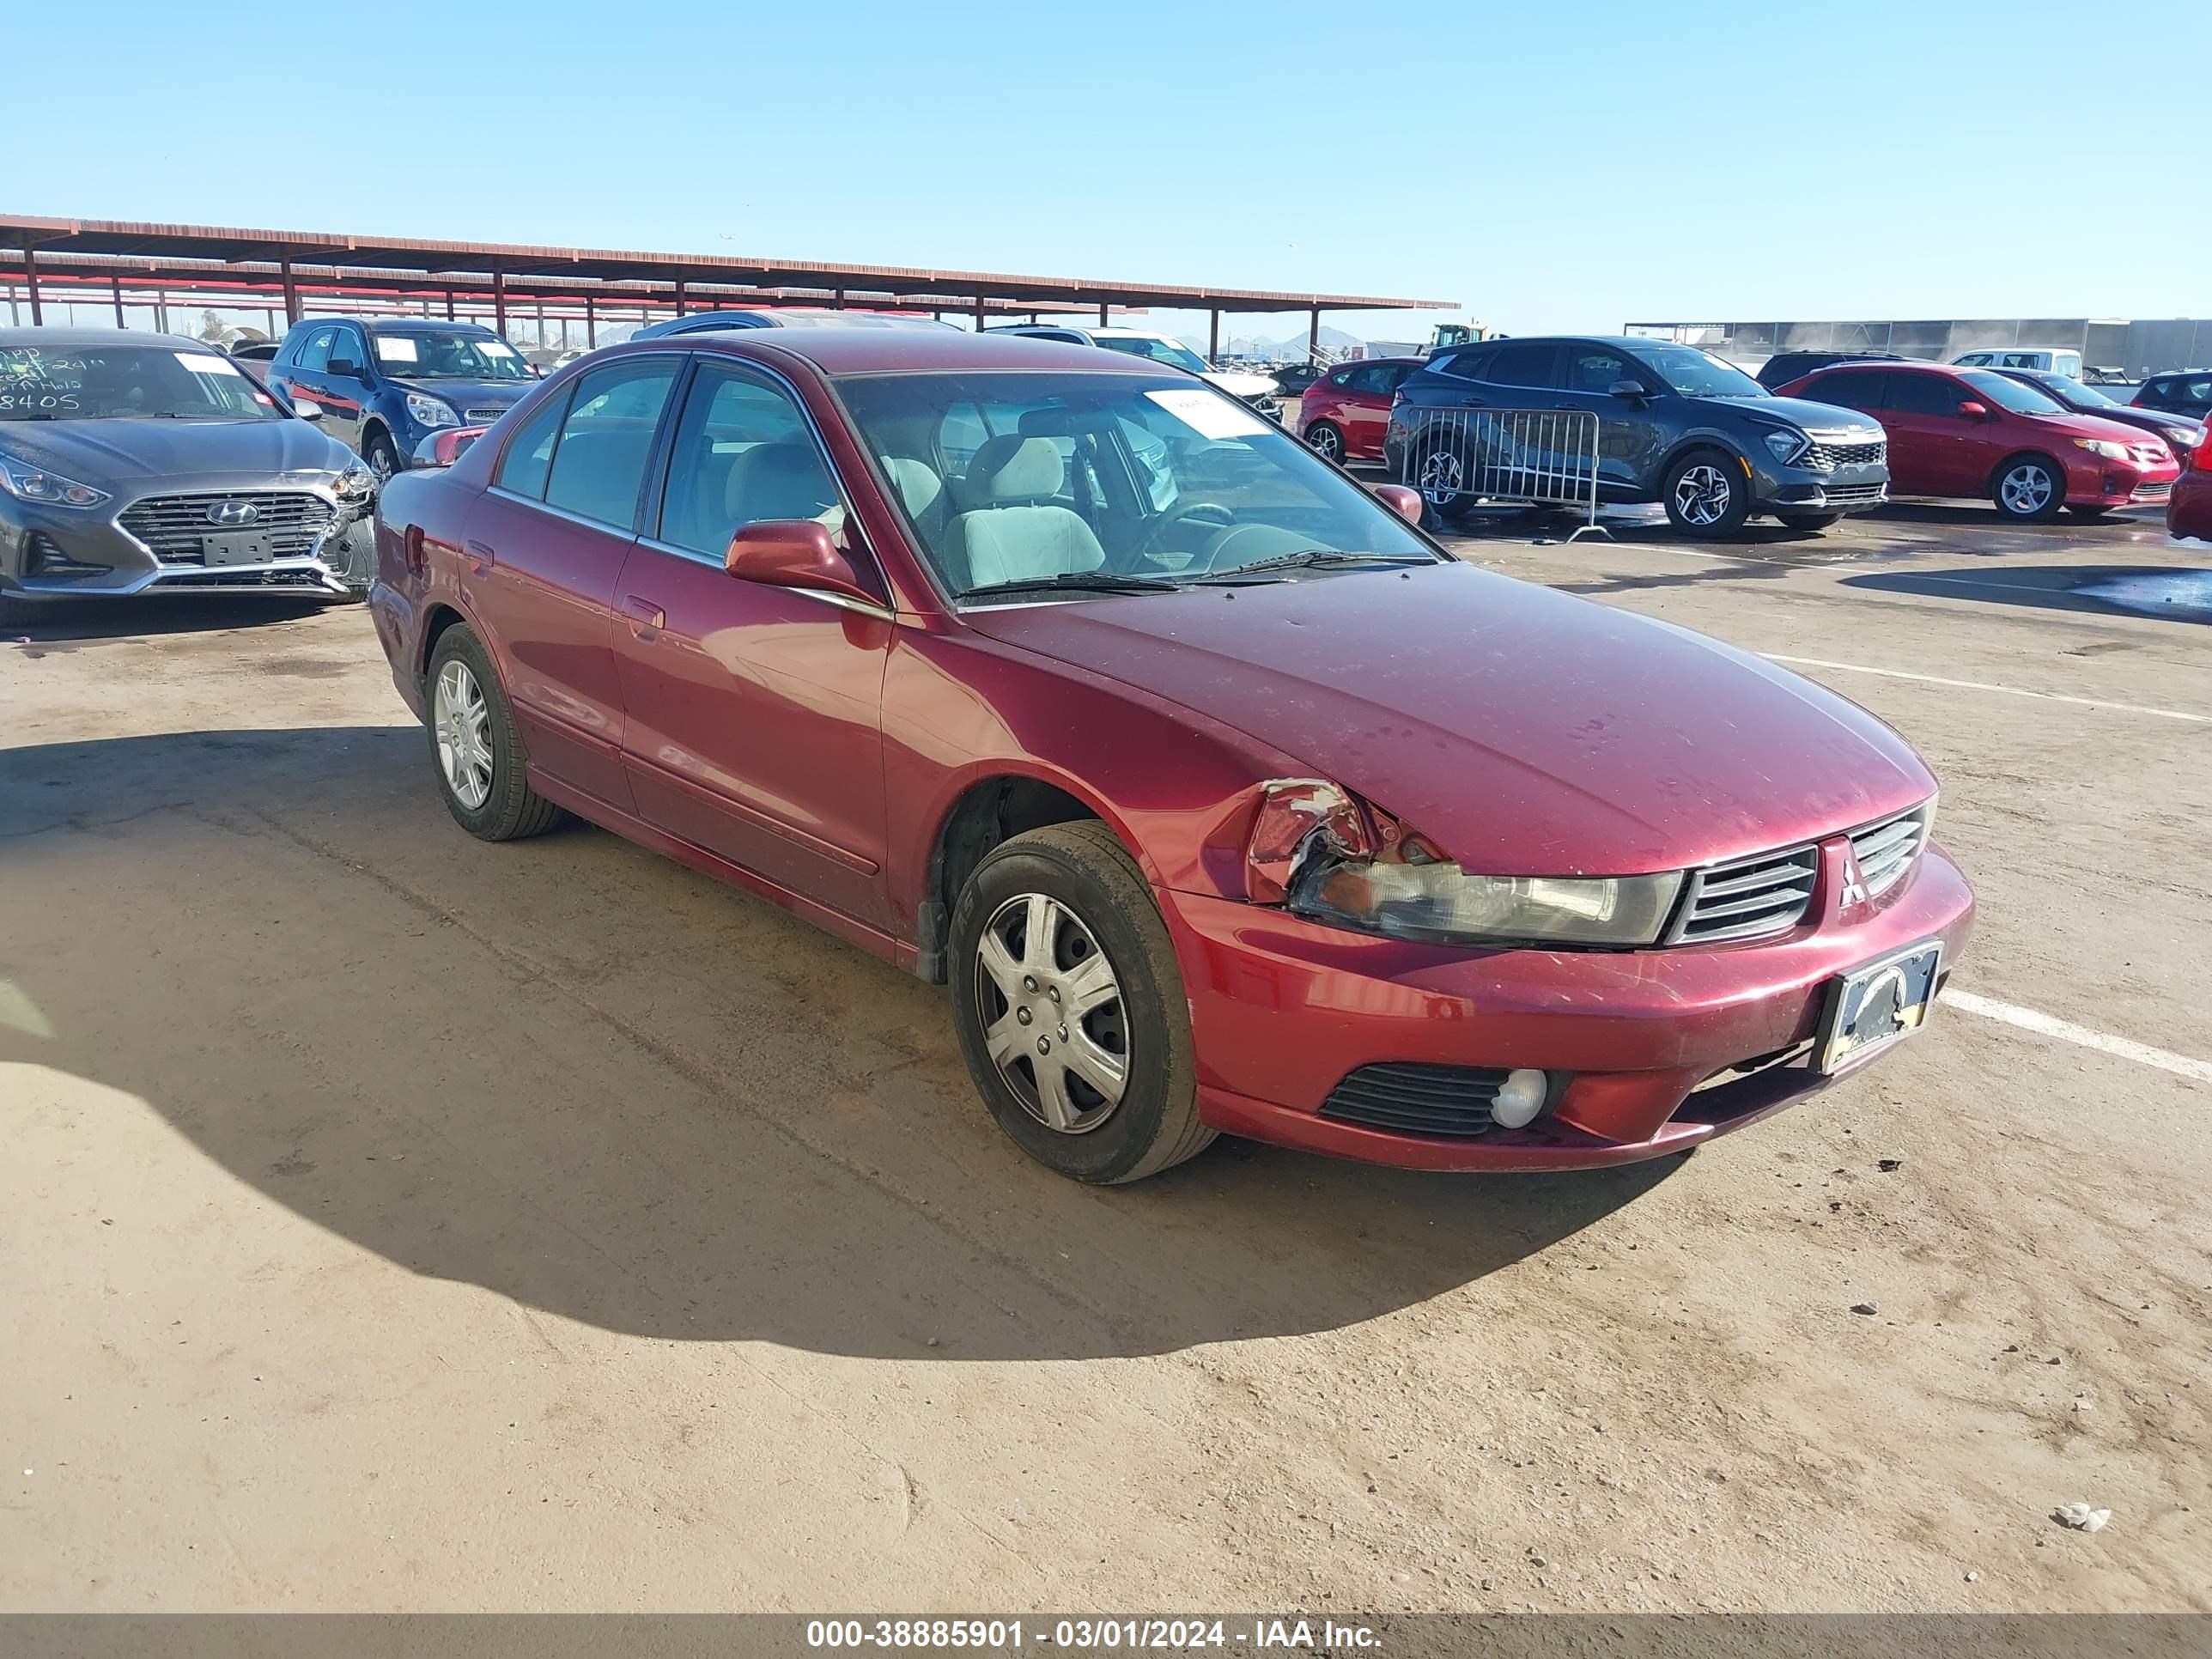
[1751,455,1889,515]
[0,485,371,605]
[2063,456,2181,507]
[1158,841,1975,1171]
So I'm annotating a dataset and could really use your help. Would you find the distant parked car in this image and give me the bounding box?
[228,340,281,362]
[266,317,537,482]
[987,325,1282,416]
[1993,369,2204,466]
[1754,350,1907,391]
[635,309,955,339]
[1272,362,1326,398]
[2170,432,2212,541]
[1952,346,2084,379]
[0,327,376,624]
[1298,358,1420,463]
[2132,370,2212,422]
[1778,362,2179,521]
[1389,336,1890,536]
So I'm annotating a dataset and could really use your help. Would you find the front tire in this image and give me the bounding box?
[1662,448,1753,537]
[363,428,404,485]
[424,623,562,842]
[949,821,1212,1184]
[1304,420,1346,463]
[1993,454,2065,522]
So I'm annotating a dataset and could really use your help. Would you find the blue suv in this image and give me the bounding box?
[267,318,537,480]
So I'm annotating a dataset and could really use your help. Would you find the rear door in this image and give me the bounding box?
[611,356,894,929]
[315,323,372,449]
[460,353,685,812]
[272,325,338,429]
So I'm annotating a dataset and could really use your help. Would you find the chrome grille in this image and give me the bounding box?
[1320,1063,1510,1139]
[462,407,511,425]
[1801,438,1887,471]
[119,491,334,565]
[1670,844,1820,944]
[1850,804,1931,897]
[1822,483,1888,507]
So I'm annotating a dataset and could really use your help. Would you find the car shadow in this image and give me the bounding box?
[3,592,336,647]
[0,726,1683,1363]
[1839,563,2212,624]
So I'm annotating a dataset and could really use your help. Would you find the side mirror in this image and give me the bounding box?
[1370,483,1426,526]
[410,426,488,470]
[1957,400,1990,419]
[291,398,325,422]
[725,520,884,609]
[1608,379,1654,399]
[326,358,361,378]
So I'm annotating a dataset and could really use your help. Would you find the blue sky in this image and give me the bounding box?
[13,0,2209,346]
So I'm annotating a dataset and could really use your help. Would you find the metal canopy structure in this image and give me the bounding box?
[3,213,1454,356]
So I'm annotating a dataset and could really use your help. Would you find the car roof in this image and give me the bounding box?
[0,325,208,349]
[684,328,1170,377]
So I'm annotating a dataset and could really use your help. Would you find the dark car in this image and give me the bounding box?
[367,329,1971,1183]
[1388,336,1891,536]
[0,327,376,624]
[1754,349,1908,392]
[1995,368,2205,466]
[2134,370,2212,422]
[265,317,538,481]
[635,309,953,339]
[1272,362,1327,397]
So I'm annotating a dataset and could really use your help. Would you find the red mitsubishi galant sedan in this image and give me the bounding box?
[370,330,1974,1184]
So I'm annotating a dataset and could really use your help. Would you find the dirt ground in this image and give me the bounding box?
[2,498,2207,1615]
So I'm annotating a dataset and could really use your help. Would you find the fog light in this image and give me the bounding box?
[1491,1068,1550,1129]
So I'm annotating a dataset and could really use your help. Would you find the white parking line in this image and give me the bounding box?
[1947,990,2212,1086]
[1762,654,2212,724]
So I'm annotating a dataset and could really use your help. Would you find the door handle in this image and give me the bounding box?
[466,539,496,576]
[621,595,665,641]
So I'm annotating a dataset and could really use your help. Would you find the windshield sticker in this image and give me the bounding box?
[1143,387,1268,441]
[478,340,516,357]
[375,336,420,363]
[174,352,242,375]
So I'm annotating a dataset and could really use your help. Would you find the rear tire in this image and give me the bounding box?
[423,623,563,842]
[1775,511,1841,532]
[1993,453,2065,522]
[1662,447,1753,538]
[949,821,1212,1184]
[1304,420,1346,463]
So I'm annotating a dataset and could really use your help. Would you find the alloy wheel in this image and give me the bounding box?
[974,892,1129,1134]
[433,659,494,810]
[1309,424,1342,460]
[1418,447,1465,504]
[2000,462,2055,516]
[1673,464,1732,527]
[368,444,397,483]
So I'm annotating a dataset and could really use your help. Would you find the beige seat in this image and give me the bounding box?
[945,436,1106,590]
[880,456,949,545]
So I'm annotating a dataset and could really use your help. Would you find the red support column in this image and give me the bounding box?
[279,256,301,325]
[1208,308,1220,362]
[493,268,507,336]
[674,279,688,318]
[585,294,596,348]
[1308,307,1321,360]
[973,294,985,331]
[112,274,126,328]
[444,289,456,321]
[22,240,43,325]
[1097,301,1109,326]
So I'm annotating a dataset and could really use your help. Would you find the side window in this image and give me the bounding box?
[936,402,992,472]
[1377,363,1416,392]
[2181,376,2212,405]
[1342,365,1389,393]
[543,356,679,528]
[1954,352,1990,367]
[1325,367,1357,388]
[657,362,842,558]
[1806,369,1883,411]
[296,327,337,373]
[1887,374,1960,416]
[1997,352,2037,369]
[1486,343,1559,390]
[327,327,368,374]
[495,390,570,501]
[1562,349,1632,394]
[1430,347,1493,382]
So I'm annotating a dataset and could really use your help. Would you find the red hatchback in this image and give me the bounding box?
[1776,362,2179,520]
[2171,435,2212,541]
[370,330,1973,1183]
[1299,357,1421,463]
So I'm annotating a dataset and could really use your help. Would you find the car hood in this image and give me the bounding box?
[1691,393,1884,437]
[1202,369,1281,400]
[2025,410,2177,447]
[0,416,356,488]
[964,562,1934,875]
[386,377,532,412]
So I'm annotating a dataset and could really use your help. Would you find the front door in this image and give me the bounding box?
[612,357,893,930]
[1554,343,1666,495]
[313,323,372,450]
[1881,372,1985,497]
[460,353,685,812]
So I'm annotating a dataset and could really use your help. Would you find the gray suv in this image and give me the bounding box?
[1387,336,1890,536]
[0,328,376,623]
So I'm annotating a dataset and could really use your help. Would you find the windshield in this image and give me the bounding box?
[0,343,283,422]
[1094,336,1212,375]
[371,330,533,380]
[1958,369,2067,416]
[1636,344,1767,399]
[2039,374,2116,409]
[835,371,1436,600]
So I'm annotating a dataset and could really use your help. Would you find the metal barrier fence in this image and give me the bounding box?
[1396,407,1610,541]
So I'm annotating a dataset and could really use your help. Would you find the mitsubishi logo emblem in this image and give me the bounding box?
[1838,848,1870,909]
[206,500,259,527]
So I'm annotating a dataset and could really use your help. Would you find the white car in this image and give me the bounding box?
[1951,346,2084,379]
[987,325,1282,416]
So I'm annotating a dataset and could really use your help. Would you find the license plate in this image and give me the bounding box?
[203,531,275,567]
[1814,940,1943,1074]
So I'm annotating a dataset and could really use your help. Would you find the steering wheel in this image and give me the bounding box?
[1133,499,1236,569]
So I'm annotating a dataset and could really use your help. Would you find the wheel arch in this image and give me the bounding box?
[917,771,1121,983]
[1986,447,2065,498]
